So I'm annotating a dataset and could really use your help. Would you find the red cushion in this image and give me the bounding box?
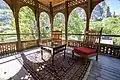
[74,47,96,55]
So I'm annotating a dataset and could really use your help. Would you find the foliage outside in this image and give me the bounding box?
[40,12,50,39]
[19,6,38,41]
[0,0,16,42]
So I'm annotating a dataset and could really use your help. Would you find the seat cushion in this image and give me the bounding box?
[74,47,96,55]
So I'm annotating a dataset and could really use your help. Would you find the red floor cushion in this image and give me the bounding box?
[74,47,96,55]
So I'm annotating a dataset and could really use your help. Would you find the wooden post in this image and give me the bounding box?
[35,0,40,46]
[13,1,23,51]
[50,2,53,37]
[65,1,68,45]
[85,0,91,31]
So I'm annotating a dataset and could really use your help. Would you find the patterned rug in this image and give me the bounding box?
[19,51,91,80]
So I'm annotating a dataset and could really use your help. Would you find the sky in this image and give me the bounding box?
[105,0,120,15]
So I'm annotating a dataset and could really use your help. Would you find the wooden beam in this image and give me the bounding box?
[35,0,40,46]
[50,2,53,36]
[85,0,91,31]
[52,0,65,7]
[65,1,68,44]
[13,0,23,51]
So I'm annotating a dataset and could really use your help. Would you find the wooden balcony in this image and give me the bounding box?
[0,34,120,80]
[1,34,120,58]
[0,42,120,80]
[0,0,120,79]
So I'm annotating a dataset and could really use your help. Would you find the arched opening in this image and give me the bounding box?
[53,13,65,39]
[68,7,86,40]
[40,12,50,39]
[0,0,16,42]
[19,6,37,41]
[90,0,120,45]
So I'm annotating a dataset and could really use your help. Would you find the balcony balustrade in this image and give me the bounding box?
[0,34,120,59]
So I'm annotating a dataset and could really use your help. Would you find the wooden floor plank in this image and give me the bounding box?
[1,47,120,80]
[87,55,120,80]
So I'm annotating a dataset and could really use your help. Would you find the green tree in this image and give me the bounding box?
[68,8,86,40]
[53,13,65,33]
[40,12,50,39]
[19,6,38,41]
[0,0,16,42]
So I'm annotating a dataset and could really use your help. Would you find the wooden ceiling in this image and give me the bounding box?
[38,0,66,7]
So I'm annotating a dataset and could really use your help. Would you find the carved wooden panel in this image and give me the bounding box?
[100,44,120,58]
[53,3,65,13]
[20,0,35,5]
[38,0,64,7]
[40,39,52,46]
[68,0,87,8]
[0,42,17,56]
[38,3,50,12]
[52,30,62,45]
[22,40,38,49]
[68,40,120,58]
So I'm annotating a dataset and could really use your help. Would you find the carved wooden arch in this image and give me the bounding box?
[39,11,50,17]
[52,0,103,24]
[53,11,65,19]
[53,12,65,19]
[53,8,65,18]
[19,5,36,15]
[39,11,51,18]
[52,0,88,34]
[52,0,88,14]
[38,3,50,14]
[68,6,87,19]
[39,11,51,30]
[4,0,14,12]
[67,7,87,33]
[39,11,51,33]
[19,2,51,23]
[20,0,35,6]
[53,12,65,30]
[90,0,103,19]
[2,0,16,29]
[39,10,50,15]
[53,9,65,15]
[68,4,87,16]
[39,11,51,25]
[66,6,87,34]
[53,3,66,17]
[68,7,87,19]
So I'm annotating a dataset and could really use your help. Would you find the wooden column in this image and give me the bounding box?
[85,0,91,31]
[65,1,68,44]
[13,1,22,51]
[35,0,40,46]
[50,2,53,36]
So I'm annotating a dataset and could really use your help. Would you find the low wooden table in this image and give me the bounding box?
[41,43,66,65]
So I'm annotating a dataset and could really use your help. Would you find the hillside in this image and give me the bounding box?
[75,1,112,21]
[91,1,111,21]
[0,0,11,27]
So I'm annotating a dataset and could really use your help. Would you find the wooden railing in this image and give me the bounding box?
[39,38,66,46]
[67,40,120,58]
[0,40,38,57]
[0,34,120,59]
[40,38,52,46]
[21,40,38,49]
[100,44,120,58]
[40,36,120,59]
[0,42,17,57]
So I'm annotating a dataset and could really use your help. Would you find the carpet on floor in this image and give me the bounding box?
[18,51,92,80]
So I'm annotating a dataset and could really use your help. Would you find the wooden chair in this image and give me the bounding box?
[72,28,103,61]
[52,30,62,45]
